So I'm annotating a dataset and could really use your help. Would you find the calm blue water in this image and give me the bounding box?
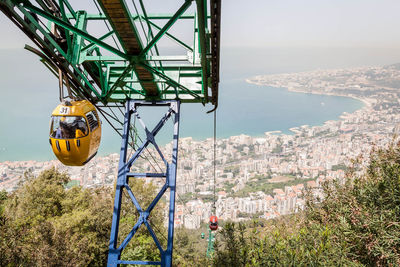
[3,46,396,162]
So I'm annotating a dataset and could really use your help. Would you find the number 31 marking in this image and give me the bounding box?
[60,107,70,115]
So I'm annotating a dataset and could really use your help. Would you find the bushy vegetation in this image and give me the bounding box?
[0,168,165,266]
[173,227,210,267]
[306,143,400,266]
[213,143,400,266]
[1,142,400,266]
[213,218,354,266]
[0,168,110,266]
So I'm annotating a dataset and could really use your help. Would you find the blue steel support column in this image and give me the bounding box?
[163,101,180,267]
[107,100,180,267]
[108,101,132,266]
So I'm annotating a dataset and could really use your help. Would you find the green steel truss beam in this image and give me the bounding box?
[139,0,192,57]
[0,0,220,106]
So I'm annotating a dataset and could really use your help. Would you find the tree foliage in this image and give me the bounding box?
[0,168,112,266]
[305,143,400,266]
[173,227,210,266]
[213,219,354,267]
[0,167,165,266]
[213,142,400,266]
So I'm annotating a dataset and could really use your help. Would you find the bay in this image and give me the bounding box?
[2,46,396,162]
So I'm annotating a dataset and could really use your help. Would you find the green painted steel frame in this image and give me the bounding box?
[0,0,218,106]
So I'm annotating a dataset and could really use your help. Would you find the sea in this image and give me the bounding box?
[2,46,400,162]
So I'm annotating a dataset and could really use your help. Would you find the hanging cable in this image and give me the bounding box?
[58,69,64,102]
[105,104,161,173]
[58,69,75,101]
[127,116,160,174]
[213,110,217,214]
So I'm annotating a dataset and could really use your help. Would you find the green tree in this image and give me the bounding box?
[173,228,209,266]
[213,218,354,266]
[305,143,400,266]
[0,190,8,265]
[213,142,400,266]
[0,168,112,266]
[213,222,248,267]
[0,167,166,266]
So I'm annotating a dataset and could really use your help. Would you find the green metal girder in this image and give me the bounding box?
[81,30,114,53]
[110,90,202,95]
[0,0,219,106]
[195,0,209,99]
[71,11,87,65]
[21,2,128,59]
[58,0,72,58]
[80,55,191,62]
[109,65,202,71]
[66,13,199,20]
[13,2,103,100]
[147,20,193,52]
[140,0,192,56]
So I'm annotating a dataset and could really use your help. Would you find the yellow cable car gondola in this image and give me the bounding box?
[49,100,101,166]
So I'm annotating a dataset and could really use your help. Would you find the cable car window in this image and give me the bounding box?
[86,111,99,131]
[50,116,89,139]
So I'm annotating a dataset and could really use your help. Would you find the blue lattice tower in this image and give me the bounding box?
[108,100,180,267]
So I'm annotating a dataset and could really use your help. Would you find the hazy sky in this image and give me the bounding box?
[1,0,400,49]
[222,0,400,47]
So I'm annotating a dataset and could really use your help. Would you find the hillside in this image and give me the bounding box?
[212,142,400,266]
[1,141,400,266]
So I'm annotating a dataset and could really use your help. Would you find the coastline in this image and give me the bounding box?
[245,78,370,135]
[246,78,370,107]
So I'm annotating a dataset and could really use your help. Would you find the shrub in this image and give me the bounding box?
[213,142,400,266]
